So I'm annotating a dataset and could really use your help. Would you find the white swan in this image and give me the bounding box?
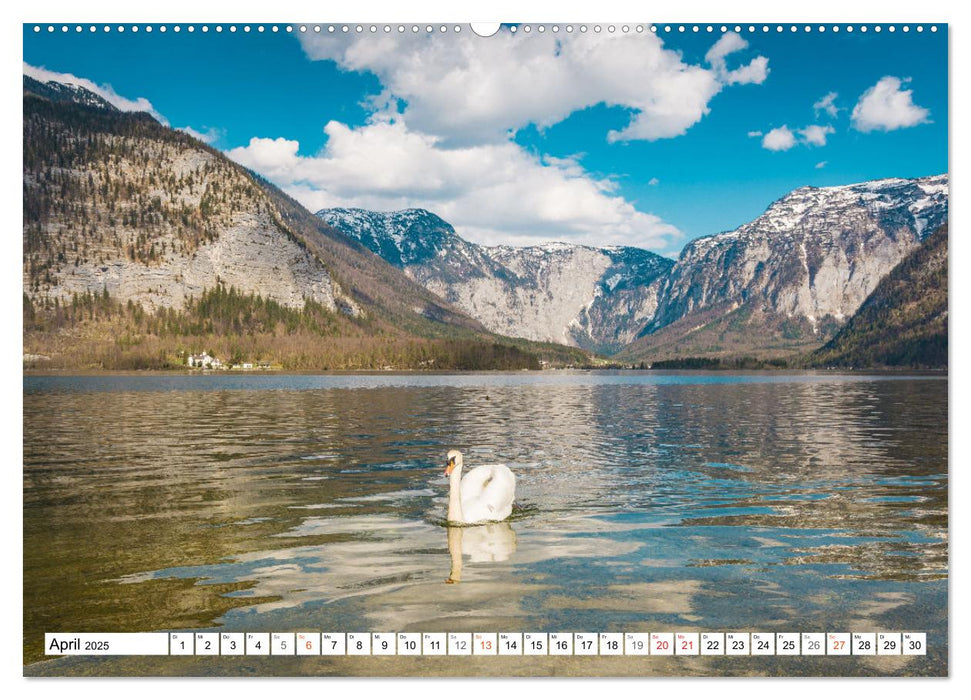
[444,449,516,524]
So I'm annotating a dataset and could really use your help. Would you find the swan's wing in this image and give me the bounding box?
[459,464,498,501]
[461,464,516,522]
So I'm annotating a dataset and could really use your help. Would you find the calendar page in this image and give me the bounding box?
[22,14,948,680]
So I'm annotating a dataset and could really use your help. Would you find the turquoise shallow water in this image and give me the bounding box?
[23,371,948,675]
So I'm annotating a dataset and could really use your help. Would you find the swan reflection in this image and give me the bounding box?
[446,521,517,583]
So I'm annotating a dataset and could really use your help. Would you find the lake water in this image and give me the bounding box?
[23,371,948,676]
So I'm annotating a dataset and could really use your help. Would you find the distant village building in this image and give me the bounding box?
[187,352,221,369]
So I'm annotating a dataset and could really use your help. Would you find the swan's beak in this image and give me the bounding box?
[444,457,455,477]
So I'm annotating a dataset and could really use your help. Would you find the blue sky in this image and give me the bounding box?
[23,23,948,256]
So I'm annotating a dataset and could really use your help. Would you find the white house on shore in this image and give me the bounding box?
[187,352,222,369]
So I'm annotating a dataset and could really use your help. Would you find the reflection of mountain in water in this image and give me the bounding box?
[588,378,948,581]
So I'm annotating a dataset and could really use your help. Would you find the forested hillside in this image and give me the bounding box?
[22,78,592,370]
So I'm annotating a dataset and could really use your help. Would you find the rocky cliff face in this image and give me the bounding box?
[809,224,948,368]
[654,175,948,330]
[23,83,356,316]
[619,174,949,361]
[319,208,673,353]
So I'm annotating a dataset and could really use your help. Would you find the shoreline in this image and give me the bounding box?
[22,367,949,377]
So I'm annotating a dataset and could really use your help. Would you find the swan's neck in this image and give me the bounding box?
[447,464,463,524]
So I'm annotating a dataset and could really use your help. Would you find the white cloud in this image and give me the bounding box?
[177,126,223,145]
[299,29,768,145]
[799,124,835,147]
[23,62,167,124]
[813,92,840,118]
[705,31,748,65]
[226,120,682,250]
[762,126,796,151]
[815,161,828,169]
[647,177,660,186]
[756,93,838,153]
[705,33,770,86]
[236,30,756,249]
[851,76,930,132]
[724,57,769,86]
[759,124,833,151]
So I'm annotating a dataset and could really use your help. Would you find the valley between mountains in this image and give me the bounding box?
[23,75,948,370]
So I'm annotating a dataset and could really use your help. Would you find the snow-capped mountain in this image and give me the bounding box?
[324,174,947,361]
[319,208,674,353]
[620,174,949,361]
[322,208,463,268]
[23,75,120,112]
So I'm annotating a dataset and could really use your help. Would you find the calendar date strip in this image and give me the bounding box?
[45,631,927,657]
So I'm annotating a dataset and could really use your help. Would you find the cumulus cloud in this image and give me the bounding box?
[647,177,660,186]
[232,29,772,249]
[851,76,930,132]
[226,120,681,250]
[299,29,768,145]
[813,92,840,118]
[23,62,167,124]
[799,124,835,147]
[762,126,796,151]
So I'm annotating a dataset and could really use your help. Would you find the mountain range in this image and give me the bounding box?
[320,175,948,363]
[621,174,948,361]
[22,73,949,369]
